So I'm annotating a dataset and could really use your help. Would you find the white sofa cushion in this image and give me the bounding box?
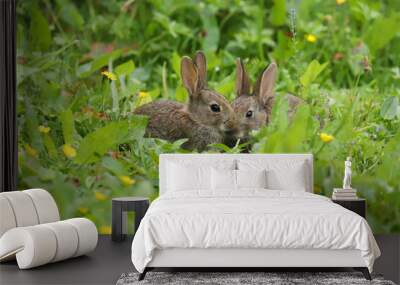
[1,191,39,227]
[64,218,98,257]
[0,196,17,237]
[24,189,60,223]
[42,221,79,262]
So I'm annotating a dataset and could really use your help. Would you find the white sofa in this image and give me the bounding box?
[0,189,98,269]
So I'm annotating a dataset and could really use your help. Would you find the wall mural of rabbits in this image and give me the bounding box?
[135,51,301,151]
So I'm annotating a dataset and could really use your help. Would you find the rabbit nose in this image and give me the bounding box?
[223,119,234,129]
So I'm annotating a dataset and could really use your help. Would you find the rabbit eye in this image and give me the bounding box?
[246,110,253,118]
[210,104,221,113]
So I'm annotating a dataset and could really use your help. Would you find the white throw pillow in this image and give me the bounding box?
[167,162,211,191]
[236,169,267,189]
[211,168,237,190]
[238,159,308,191]
[211,169,267,190]
[265,167,306,191]
[166,159,236,192]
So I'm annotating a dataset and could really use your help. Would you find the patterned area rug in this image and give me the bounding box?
[116,272,395,285]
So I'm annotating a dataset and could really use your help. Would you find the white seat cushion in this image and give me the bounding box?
[0,196,17,237]
[24,189,60,223]
[1,191,39,227]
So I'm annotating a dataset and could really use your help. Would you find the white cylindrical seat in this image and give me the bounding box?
[0,218,98,269]
[0,189,98,269]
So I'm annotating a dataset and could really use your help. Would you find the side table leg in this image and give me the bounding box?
[112,202,124,242]
[134,202,149,234]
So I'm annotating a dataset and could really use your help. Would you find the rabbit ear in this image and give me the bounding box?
[194,51,207,89]
[181,56,199,96]
[236,58,251,97]
[254,62,277,110]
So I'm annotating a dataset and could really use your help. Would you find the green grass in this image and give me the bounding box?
[17,0,400,233]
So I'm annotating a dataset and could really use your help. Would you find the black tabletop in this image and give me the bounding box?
[112,197,149,202]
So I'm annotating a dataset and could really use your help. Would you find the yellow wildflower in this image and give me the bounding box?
[25,144,38,157]
[95,191,108,201]
[38,125,51,133]
[78,207,89,214]
[101,71,117,81]
[336,0,346,5]
[305,34,317,43]
[62,144,77,158]
[119,175,135,186]
[319,133,334,143]
[99,225,112,234]
[138,91,150,98]
[136,91,152,108]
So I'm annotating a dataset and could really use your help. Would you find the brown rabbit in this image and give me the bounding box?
[229,59,302,144]
[134,51,239,151]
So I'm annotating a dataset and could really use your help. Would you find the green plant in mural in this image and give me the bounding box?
[16,0,399,233]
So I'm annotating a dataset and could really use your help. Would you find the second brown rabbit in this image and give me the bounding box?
[227,59,302,146]
[134,51,239,151]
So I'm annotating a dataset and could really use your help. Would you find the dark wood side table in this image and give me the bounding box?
[112,197,149,242]
[332,198,366,218]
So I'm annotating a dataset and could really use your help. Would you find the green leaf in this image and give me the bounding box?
[60,109,75,145]
[24,99,42,149]
[364,13,400,56]
[43,134,58,158]
[56,0,84,30]
[300,60,329,88]
[75,116,147,164]
[200,9,220,52]
[380,96,399,120]
[270,0,286,26]
[115,60,135,76]
[171,52,181,77]
[175,86,188,103]
[101,157,127,176]
[29,6,51,51]
[215,73,235,98]
[154,12,190,37]
[77,49,123,78]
